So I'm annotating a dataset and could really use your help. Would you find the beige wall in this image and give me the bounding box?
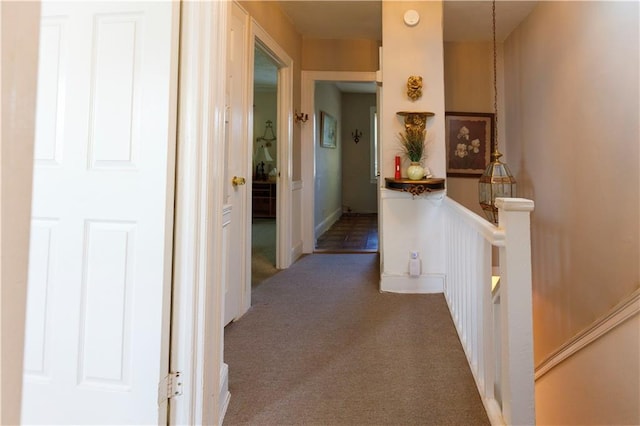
[314,82,343,234]
[238,1,303,180]
[341,93,377,213]
[1,2,41,423]
[504,2,639,422]
[504,0,639,363]
[302,39,380,72]
[443,42,493,217]
[535,312,639,425]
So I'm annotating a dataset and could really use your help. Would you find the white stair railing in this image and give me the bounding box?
[443,197,535,426]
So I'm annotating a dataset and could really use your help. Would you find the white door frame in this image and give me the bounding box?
[301,71,378,253]
[170,1,229,424]
[248,21,293,277]
[169,5,295,424]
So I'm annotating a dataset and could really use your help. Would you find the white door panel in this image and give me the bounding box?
[22,2,178,424]
[224,3,250,325]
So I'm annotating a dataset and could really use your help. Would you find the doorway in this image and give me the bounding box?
[251,45,279,286]
[313,81,379,253]
[301,72,380,254]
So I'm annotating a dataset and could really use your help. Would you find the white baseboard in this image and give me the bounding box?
[535,288,640,380]
[290,240,303,263]
[218,363,230,425]
[314,207,342,239]
[380,273,445,294]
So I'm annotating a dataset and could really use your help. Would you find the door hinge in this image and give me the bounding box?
[158,371,183,403]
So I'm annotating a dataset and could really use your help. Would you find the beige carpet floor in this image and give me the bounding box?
[223,254,490,426]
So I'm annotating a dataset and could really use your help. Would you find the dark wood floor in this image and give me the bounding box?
[315,213,378,252]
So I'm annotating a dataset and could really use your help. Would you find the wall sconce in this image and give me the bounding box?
[352,129,363,144]
[294,110,308,123]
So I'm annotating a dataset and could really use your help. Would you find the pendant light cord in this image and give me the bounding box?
[492,0,499,153]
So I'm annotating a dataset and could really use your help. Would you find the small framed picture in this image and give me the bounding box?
[320,111,337,148]
[445,112,495,177]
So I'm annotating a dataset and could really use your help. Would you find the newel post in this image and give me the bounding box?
[496,197,536,425]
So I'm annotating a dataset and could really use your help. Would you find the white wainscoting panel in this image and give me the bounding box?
[291,181,303,262]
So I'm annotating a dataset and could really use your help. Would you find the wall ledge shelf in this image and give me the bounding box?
[384,177,445,197]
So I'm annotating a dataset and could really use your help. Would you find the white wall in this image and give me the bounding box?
[314,82,342,236]
[1,2,41,424]
[341,93,377,214]
[380,2,445,181]
[379,1,447,293]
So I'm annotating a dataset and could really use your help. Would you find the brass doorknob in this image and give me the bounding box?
[232,176,246,186]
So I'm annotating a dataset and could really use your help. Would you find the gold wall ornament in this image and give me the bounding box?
[396,111,434,135]
[407,75,423,101]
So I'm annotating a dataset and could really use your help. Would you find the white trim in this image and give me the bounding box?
[218,363,230,425]
[290,242,303,263]
[535,288,640,380]
[250,19,294,272]
[170,1,228,424]
[380,273,445,294]
[314,206,342,240]
[301,71,378,253]
[290,180,303,262]
[483,398,506,426]
[443,197,505,247]
[369,106,378,183]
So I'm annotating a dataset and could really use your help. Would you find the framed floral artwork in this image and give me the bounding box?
[445,112,495,177]
[320,111,337,148]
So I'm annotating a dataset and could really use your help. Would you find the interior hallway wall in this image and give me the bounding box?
[504,2,639,423]
[341,93,377,213]
[314,82,342,237]
[238,1,303,180]
[302,39,380,72]
[443,41,493,218]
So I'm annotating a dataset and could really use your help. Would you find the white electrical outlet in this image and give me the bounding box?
[409,252,421,276]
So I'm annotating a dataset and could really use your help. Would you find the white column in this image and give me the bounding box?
[379,1,448,293]
[496,197,536,426]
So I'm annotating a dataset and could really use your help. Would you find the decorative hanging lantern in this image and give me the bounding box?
[479,149,516,223]
[478,0,516,224]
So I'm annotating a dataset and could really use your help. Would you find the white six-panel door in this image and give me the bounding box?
[22,2,178,423]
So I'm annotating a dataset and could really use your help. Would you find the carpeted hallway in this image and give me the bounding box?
[223,254,490,426]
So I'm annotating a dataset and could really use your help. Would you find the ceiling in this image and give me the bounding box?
[277,1,538,42]
[255,1,538,92]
